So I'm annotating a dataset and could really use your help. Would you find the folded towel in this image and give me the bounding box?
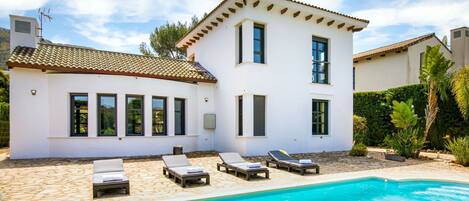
[102,173,124,182]
[187,167,204,173]
[299,159,313,164]
[247,162,262,168]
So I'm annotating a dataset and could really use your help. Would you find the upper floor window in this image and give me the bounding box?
[14,20,31,34]
[312,99,328,135]
[419,52,426,73]
[253,24,265,64]
[70,94,88,136]
[238,25,243,64]
[466,30,469,37]
[312,36,329,84]
[126,95,144,136]
[175,98,186,135]
[454,30,461,39]
[152,97,167,135]
[98,94,117,136]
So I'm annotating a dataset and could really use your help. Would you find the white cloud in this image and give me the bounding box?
[352,0,469,53]
[56,0,220,52]
[0,0,49,17]
[299,0,344,11]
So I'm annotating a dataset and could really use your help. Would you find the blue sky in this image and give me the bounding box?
[1,0,468,54]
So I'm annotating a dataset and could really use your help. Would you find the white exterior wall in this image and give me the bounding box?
[354,37,452,92]
[10,68,215,159]
[188,5,354,155]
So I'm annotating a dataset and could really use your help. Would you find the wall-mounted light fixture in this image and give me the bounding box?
[30,89,37,96]
[204,97,209,102]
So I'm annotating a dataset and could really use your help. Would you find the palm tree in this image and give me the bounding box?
[419,45,453,141]
[451,66,469,119]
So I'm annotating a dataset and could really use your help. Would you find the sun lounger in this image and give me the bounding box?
[266,150,320,175]
[162,155,210,187]
[92,159,130,198]
[217,152,269,180]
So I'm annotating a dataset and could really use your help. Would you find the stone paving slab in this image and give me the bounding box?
[0,148,467,201]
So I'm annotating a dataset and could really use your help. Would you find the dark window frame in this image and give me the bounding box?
[238,25,243,64]
[454,30,461,38]
[466,30,469,37]
[312,99,329,135]
[238,96,243,136]
[174,98,186,136]
[253,95,266,136]
[353,67,356,90]
[97,94,117,137]
[15,20,31,34]
[70,93,88,137]
[312,36,329,84]
[126,95,145,136]
[253,23,265,64]
[419,52,426,73]
[152,96,167,136]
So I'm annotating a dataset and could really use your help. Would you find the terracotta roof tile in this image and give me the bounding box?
[7,43,217,83]
[353,33,435,62]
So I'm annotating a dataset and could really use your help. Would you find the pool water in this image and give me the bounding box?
[205,178,469,201]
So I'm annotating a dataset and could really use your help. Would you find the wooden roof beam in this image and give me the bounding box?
[347,26,355,31]
[201,29,208,34]
[228,8,236,13]
[206,25,212,30]
[280,8,288,14]
[222,13,229,18]
[216,17,223,22]
[189,39,196,43]
[305,14,313,21]
[235,2,243,8]
[316,17,324,24]
[197,33,204,37]
[211,22,218,27]
[243,0,247,5]
[327,20,335,26]
[337,23,345,29]
[293,11,300,18]
[267,4,274,11]
[253,0,260,7]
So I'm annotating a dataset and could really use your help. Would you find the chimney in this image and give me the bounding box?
[450,27,469,69]
[9,15,40,52]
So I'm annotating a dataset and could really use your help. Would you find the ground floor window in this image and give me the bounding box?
[70,94,88,136]
[253,95,266,136]
[312,99,328,135]
[98,94,117,136]
[152,97,167,135]
[126,95,144,136]
[174,98,185,135]
[238,96,243,136]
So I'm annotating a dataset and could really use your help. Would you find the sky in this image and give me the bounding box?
[0,0,468,54]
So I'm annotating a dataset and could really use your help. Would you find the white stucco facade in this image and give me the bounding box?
[9,0,368,159]
[354,36,452,92]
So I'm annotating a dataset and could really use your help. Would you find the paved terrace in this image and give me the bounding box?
[0,148,468,201]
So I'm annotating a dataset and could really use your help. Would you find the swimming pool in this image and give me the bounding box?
[205,178,469,201]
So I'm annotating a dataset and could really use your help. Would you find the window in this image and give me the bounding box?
[420,52,426,73]
[15,20,31,34]
[238,96,243,136]
[238,25,243,64]
[466,30,469,37]
[253,95,265,136]
[98,94,117,136]
[454,30,461,39]
[174,98,185,135]
[253,24,265,63]
[312,37,329,84]
[70,94,88,136]
[152,97,167,135]
[312,100,328,135]
[126,95,144,136]
[353,67,356,90]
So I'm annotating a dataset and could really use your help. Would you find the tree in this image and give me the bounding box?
[140,15,202,59]
[451,66,469,119]
[441,35,448,47]
[419,45,453,141]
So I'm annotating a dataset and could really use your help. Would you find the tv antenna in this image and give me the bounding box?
[38,8,53,39]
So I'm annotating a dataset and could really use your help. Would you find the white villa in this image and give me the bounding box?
[7,0,368,159]
[353,27,468,92]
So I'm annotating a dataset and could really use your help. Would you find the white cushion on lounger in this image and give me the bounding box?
[299,159,313,164]
[247,162,262,168]
[102,173,124,182]
[170,166,208,176]
[187,167,204,173]
[93,172,128,184]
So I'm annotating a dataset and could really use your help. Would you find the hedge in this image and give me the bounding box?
[0,102,8,147]
[354,84,469,149]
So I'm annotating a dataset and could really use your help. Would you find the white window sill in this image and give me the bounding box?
[310,82,333,87]
[235,62,268,68]
[311,135,330,139]
[235,135,268,139]
[49,135,199,139]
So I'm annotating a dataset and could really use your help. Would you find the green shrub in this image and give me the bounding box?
[384,128,425,158]
[354,84,469,149]
[353,115,367,144]
[446,137,469,166]
[349,143,368,156]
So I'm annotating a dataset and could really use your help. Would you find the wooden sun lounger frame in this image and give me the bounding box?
[93,181,130,198]
[217,162,269,180]
[163,166,210,188]
[266,159,320,175]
